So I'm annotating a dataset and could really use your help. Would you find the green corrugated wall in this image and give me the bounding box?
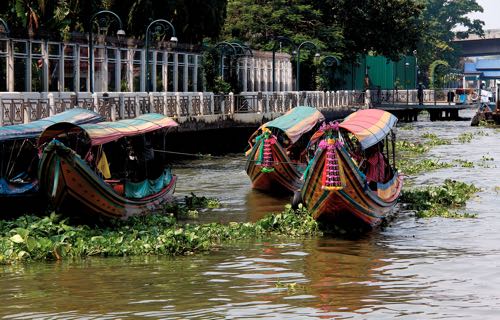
[341,55,416,90]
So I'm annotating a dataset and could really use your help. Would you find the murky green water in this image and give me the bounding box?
[1,109,499,319]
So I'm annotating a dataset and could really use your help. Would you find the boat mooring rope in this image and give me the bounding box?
[152,148,300,165]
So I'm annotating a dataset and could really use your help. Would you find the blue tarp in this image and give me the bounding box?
[0,178,38,195]
[124,168,173,199]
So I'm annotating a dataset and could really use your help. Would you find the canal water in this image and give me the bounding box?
[1,109,499,319]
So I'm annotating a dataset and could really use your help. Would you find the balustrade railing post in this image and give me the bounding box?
[175,92,181,117]
[48,92,55,116]
[161,92,168,116]
[92,93,99,113]
[0,96,3,127]
[119,93,125,119]
[229,92,234,115]
[188,94,193,116]
[198,92,205,116]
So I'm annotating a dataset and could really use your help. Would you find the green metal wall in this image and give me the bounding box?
[341,55,416,90]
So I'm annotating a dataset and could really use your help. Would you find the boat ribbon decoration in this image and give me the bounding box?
[318,122,345,191]
[255,127,276,173]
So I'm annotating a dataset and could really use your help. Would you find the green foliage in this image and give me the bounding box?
[398,158,453,175]
[457,132,474,143]
[454,159,474,168]
[184,193,221,209]
[401,179,479,218]
[230,0,424,61]
[416,0,484,85]
[396,140,430,154]
[421,132,451,146]
[0,204,320,265]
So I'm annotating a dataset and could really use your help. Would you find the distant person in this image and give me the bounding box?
[365,142,388,189]
[447,90,455,103]
[417,83,425,105]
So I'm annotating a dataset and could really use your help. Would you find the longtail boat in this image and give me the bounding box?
[301,109,403,230]
[245,106,325,194]
[0,109,103,216]
[37,113,178,220]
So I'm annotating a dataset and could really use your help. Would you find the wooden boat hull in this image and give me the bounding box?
[39,140,176,219]
[301,147,402,230]
[245,138,302,194]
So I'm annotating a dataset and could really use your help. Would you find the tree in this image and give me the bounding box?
[115,0,227,43]
[415,0,484,85]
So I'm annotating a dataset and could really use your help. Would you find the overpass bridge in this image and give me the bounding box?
[454,29,500,57]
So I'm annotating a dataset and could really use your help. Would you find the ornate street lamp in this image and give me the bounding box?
[230,42,253,57]
[322,55,340,90]
[88,10,125,93]
[296,41,320,91]
[145,19,177,92]
[0,18,10,36]
[272,36,297,92]
[214,42,237,80]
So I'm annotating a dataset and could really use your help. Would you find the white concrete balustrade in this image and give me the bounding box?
[0,90,366,126]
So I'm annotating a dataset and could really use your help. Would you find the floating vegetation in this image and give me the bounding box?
[421,132,451,146]
[453,159,475,168]
[399,124,414,130]
[396,141,429,154]
[0,204,320,265]
[184,193,221,209]
[457,132,474,143]
[398,159,453,175]
[475,130,489,136]
[400,179,480,219]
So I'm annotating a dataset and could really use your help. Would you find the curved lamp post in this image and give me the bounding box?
[272,36,297,92]
[322,55,340,90]
[230,42,253,57]
[296,41,320,91]
[145,19,177,92]
[322,55,340,68]
[0,18,10,36]
[214,42,237,80]
[88,10,125,93]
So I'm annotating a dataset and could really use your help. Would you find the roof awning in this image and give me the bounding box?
[0,108,103,142]
[340,109,398,150]
[39,113,178,147]
[261,106,324,144]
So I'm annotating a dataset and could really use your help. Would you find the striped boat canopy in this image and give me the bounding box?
[340,109,398,150]
[262,106,325,144]
[0,109,103,142]
[39,113,178,146]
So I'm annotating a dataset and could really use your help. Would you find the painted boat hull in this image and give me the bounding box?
[39,140,176,220]
[301,147,402,230]
[245,139,302,194]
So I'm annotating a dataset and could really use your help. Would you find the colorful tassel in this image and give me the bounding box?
[320,137,344,191]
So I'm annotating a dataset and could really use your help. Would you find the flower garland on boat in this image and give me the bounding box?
[318,122,345,191]
[255,127,276,173]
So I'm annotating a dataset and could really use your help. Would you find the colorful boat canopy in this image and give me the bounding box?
[0,108,103,142]
[340,109,398,150]
[79,113,178,146]
[262,106,325,144]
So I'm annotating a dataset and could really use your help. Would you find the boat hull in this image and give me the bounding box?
[39,141,176,220]
[301,147,402,230]
[245,139,302,194]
